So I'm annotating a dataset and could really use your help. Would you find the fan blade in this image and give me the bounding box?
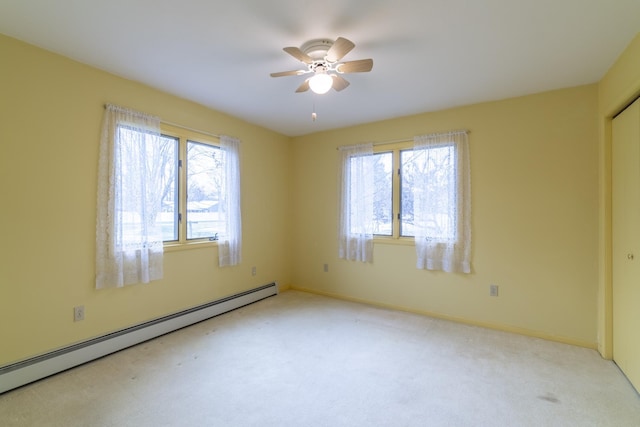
[336,58,373,73]
[270,70,305,78]
[295,79,310,93]
[283,46,313,64]
[326,37,355,62]
[332,74,350,92]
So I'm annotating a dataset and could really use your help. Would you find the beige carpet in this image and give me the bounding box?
[1,290,639,426]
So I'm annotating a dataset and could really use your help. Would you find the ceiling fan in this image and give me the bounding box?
[270,37,373,94]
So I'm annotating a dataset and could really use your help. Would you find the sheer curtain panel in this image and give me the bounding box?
[218,135,242,267]
[96,104,164,288]
[338,143,375,263]
[413,131,471,273]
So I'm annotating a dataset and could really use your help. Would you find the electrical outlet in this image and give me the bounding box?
[323,263,329,273]
[490,284,499,297]
[74,305,85,322]
[251,266,257,276]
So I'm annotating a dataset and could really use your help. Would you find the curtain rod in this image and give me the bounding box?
[161,120,221,139]
[337,129,469,150]
[103,104,221,139]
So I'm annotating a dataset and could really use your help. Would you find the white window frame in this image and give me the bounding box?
[161,124,225,251]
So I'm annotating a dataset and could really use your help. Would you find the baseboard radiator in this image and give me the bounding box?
[0,282,278,394]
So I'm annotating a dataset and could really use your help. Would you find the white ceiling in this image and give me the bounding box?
[1,1,639,136]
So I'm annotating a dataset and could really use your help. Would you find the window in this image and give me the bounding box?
[340,131,470,272]
[97,105,242,289]
[112,124,233,247]
[370,141,461,241]
[161,125,231,246]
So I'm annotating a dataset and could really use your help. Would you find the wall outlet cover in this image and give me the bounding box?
[74,306,85,322]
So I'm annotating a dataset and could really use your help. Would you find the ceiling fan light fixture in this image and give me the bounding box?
[271,37,372,94]
[309,73,333,94]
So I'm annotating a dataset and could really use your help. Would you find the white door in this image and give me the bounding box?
[612,97,640,392]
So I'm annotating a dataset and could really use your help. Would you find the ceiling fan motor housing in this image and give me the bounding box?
[301,39,334,61]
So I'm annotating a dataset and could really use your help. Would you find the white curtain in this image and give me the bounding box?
[218,135,242,267]
[96,104,164,288]
[338,143,375,263]
[413,131,471,273]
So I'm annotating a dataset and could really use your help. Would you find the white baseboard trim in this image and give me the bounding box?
[0,282,278,394]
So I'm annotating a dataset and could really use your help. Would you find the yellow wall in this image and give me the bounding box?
[3,30,636,366]
[0,34,293,366]
[597,33,640,358]
[291,85,600,347]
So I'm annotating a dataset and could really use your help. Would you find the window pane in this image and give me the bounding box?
[186,141,224,240]
[372,152,393,235]
[401,145,456,238]
[117,127,178,244]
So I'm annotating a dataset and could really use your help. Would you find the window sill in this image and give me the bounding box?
[373,236,414,246]
[163,240,218,252]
